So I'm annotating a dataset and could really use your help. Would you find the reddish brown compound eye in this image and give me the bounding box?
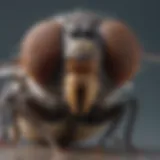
[19,19,62,85]
[99,20,142,87]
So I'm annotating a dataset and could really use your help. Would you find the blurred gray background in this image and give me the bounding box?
[0,0,159,150]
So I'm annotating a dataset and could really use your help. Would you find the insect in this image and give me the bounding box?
[0,10,141,151]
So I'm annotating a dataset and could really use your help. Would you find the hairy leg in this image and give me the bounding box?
[97,98,139,151]
[123,98,139,151]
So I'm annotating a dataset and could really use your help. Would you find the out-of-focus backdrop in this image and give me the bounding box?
[0,0,159,151]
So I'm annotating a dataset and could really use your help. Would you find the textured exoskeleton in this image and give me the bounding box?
[0,10,141,151]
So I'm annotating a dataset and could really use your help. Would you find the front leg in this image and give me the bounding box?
[123,97,139,151]
[98,103,125,149]
[0,81,22,145]
[98,97,139,151]
[0,80,47,147]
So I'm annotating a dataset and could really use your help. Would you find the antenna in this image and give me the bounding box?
[143,53,160,63]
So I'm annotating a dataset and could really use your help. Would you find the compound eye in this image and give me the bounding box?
[20,19,63,85]
[98,20,142,87]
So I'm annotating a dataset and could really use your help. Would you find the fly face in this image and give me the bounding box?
[62,14,102,115]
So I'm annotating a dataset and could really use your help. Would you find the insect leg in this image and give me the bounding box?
[0,81,21,144]
[98,103,125,149]
[122,97,139,151]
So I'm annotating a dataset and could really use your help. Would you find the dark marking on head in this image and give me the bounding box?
[76,84,86,113]
[63,11,102,40]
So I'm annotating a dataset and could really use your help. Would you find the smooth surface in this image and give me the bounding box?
[0,147,159,160]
